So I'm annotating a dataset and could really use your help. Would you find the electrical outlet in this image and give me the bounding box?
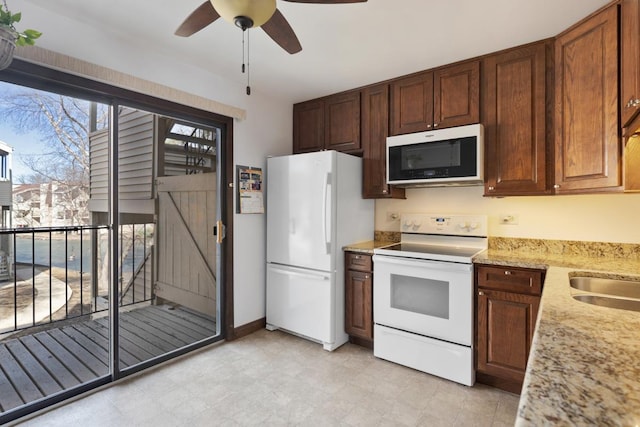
[386,211,400,222]
[499,214,519,225]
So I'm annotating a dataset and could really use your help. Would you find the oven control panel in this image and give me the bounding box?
[400,213,488,237]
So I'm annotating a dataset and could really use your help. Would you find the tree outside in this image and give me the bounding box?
[0,82,108,227]
[0,81,111,335]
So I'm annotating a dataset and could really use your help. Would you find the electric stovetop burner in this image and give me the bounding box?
[381,242,485,259]
[374,213,488,263]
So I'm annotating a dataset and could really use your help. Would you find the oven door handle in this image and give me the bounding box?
[372,254,472,272]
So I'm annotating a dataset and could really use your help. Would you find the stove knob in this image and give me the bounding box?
[412,221,422,231]
[403,220,414,231]
[469,222,479,230]
[458,221,469,231]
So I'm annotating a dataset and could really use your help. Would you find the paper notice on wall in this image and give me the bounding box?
[237,165,264,214]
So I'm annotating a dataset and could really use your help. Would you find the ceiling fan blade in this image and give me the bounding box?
[261,9,302,54]
[282,0,367,3]
[175,1,221,37]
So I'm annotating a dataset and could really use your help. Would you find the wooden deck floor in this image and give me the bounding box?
[0,304,216,413]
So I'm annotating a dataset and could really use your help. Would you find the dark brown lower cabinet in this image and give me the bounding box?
[475,265,545,393]
[345,251,373,347]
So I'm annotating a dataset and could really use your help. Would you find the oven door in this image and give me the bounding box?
[372,254,473,346]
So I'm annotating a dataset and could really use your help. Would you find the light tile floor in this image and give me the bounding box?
[14,329,520,426]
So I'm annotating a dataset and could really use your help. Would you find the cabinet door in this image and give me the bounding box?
[483,43,549,196]
[433,61,480,129]
[554,5,621,192]
[621,0,640,127]
[345,269,373,340]
[390,71,434,135]
[293,99,324,153]
[325,91,361,152]
[477,289,540,383]
[361,84,405,199]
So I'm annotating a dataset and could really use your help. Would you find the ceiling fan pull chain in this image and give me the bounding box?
[241,29,246,74]
[246,29,251,95]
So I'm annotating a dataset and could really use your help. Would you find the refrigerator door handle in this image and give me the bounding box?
[268,264,331,281]
[323,172,332,254]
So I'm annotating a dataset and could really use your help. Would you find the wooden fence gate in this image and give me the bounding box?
[156,173,217,318]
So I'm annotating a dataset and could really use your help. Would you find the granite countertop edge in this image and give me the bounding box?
[476,249,640,426]
[343,240,396,254]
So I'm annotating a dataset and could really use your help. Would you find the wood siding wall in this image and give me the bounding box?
[89,108,155,213]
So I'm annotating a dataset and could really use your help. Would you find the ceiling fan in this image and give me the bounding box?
[175,0,368,54]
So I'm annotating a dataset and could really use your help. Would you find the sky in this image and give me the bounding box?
[0,126,42,182]
[0,81,47,182]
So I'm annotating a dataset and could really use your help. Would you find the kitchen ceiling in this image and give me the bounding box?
[22,0,610,103]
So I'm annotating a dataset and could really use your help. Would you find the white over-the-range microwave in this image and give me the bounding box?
[386,123,484,187]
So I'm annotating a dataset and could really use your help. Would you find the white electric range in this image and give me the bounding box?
[373,213,488,386]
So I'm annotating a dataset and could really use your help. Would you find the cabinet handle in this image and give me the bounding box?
[364,275,370,279]
[382,189,388,194]
[354,255,361,260]
[504,271,512,275]
[553,184,560,189]
[478,291,485,296]
[427,124,432,129]
[433,123,439,128]
[488,186,495,191]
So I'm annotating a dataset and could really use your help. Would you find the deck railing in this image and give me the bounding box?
[0,224,154,336]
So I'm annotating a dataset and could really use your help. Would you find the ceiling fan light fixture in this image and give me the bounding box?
[211,0,277,28]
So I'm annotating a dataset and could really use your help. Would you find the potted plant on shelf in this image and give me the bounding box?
[0,0,42,70]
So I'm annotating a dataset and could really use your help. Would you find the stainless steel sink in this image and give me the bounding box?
[570,276,640,312]
[572,294,640,312]
[570,276,640,299]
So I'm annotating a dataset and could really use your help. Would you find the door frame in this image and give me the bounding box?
[0,59,235,423]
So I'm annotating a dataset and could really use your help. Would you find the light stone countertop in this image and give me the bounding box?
[342,240,396,254]
[475,248,640,426]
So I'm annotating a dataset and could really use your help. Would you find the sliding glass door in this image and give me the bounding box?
[0,63,228,423]
[0,81,112,416]
[114,105,221,373]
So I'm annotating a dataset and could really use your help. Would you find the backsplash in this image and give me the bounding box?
[374,231,401,243]
[489,237,640,260]
[374,186,640,244]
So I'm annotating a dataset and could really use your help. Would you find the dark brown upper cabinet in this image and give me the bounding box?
[361,84,405,199]
[554,4,622,193]
[324,91,361,152]
[390,60,479,136]
[293,99,324,153]
[622,0,640,128]
[434,61,480,129]
[482,41,551,196]
[390,71,434,135]
[293,90,361,154]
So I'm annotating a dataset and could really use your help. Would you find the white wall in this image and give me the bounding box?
[232,99,290,327]
[19,2,292,328]
[376,186,640,244]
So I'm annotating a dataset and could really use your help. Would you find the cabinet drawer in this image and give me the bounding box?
[476,265,544,296]
[346,252,372,272]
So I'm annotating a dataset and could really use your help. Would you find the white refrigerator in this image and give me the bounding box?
[266,150,374,351]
